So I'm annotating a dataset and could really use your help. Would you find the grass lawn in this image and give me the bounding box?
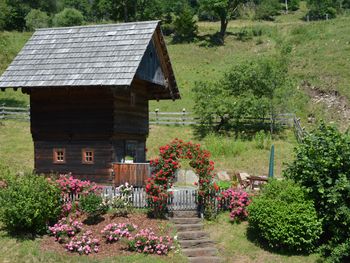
[205,212,322,263]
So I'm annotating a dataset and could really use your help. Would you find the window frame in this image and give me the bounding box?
[53,148,66,164]
[82,148,94,164]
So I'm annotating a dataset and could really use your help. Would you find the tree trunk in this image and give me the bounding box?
[219,18,228,44]
[285,0,288,14]
[124,3,128,22]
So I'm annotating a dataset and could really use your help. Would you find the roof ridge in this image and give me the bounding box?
[36,20,160,31]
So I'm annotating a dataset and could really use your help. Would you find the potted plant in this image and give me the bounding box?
[124,155,134,164]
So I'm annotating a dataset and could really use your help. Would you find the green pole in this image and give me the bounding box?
[268,145,274,178]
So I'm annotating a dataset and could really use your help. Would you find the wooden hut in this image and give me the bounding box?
[0,21,180,185]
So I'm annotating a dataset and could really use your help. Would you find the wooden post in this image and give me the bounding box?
[307,15,310,22]
[182,108,186,125]
[155,108,159,125]
[326,14,329,20]
[0,103,4,120]
[285,0,288,14]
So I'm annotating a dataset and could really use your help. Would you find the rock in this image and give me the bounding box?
[216,171,230,181]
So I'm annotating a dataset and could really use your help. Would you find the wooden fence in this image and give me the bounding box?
[0,104,29,121]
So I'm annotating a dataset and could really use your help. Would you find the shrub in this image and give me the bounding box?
[52,8,84,27]
[65,230,99,254]
[127,228,172,255]
[306,0,337,20]
[0,173,62,234]
[218,189,251,222]
[248,179,322,253]
[255,0,280,20]
[285,123,350,261]
[25,9,49,31]
[79,193,106,216]
[102,182,133,216]
[172,4,197,43]
[101,223,137,243]
[56,174,101,216]
[48,217,83,243]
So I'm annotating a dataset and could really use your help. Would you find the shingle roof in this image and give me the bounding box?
[0,21,163,88]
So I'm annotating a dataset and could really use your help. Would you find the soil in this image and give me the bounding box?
[40,212,174,259]
[302,80,350,120]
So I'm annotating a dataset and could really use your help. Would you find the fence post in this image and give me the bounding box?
[155,108,159,125]
[182,108,186,125]
[0,103,4,120]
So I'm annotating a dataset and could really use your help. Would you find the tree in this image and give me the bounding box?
[255,0,281,20]
[63,0,91,19]
[25,9,49,31]
[199,0,245,43]
[193,56,290,135]
[172,4,198,42]
[0,0,9,30]
[52,8,84,27]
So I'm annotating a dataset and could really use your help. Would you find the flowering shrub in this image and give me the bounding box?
[146,139,215,217]
[218,189,251,222]
[102,182,133,216]
[127,228,172,255]
[65,230,100,255]
[56,174,101,216]
[101,223,137,243]
[48,217,83,243]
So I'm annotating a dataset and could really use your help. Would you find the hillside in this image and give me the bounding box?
[1,6,350,124]
[0,5,350,176]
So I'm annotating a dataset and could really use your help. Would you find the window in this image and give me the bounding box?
[125,140,137,162]
[82,149,94,164]
[53,148,66,164]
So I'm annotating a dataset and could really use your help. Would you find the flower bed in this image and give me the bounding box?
[101,223,137,243]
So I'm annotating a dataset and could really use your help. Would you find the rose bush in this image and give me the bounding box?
[146,139,215,217]
[48,217,83,243]
[218,189,251,222]
[127,228,172,255]
[101,223,137,243]
[65,230,100,255]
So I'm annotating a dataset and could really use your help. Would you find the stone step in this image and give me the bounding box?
[182,247,218,257]
[172,210,198,218]
[188,256,222,263]
[179,239,214,249]
[176,223,203,232]
[171,217,202,224]
[177,231,209,240]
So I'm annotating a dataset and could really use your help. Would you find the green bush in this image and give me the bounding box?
[255,0,281,20]
[0,173,62,234]
[248,179,322,253]
[25,9,49,31]
[306,0,337,20]
[52,8,84,27]
[79,193,105,216]
[172,4,197,43]
[285,123,350,261]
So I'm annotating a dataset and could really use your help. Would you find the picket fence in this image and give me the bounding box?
[66,186,200,211]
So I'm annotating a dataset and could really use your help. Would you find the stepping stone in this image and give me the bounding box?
[188,256,222,263]
[177,231,209,240]
[182,247,218,257]
[179,239,214,249]
[176,223,203,232]
[171,217,202,224]
[173,210,198,218]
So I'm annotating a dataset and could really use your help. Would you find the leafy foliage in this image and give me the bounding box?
[285,123,350,262]
[193,56,291,135]
[306,0,337,20]
[255,0,280,20]
[172,4,198,43]
[52,8,84,27]
[248,179,322,253]
[79,193,106,216]
[217,189,251,221]
[25,9,49,31]
[0,173,62,234]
